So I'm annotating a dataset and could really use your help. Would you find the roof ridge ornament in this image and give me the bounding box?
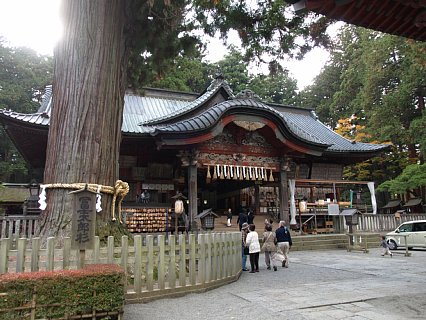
[233,89,261,101]
[207,73,234,97]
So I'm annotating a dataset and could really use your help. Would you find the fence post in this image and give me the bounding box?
[232,233,239,275]
[189,233,196,286]
[168,235,176,289]
[206,232,212,283]
[16,238,27,272]
[198,233,206,285]
[178,234,186,287]
[63,237,71,270]
[8,220,13,240]
[158,235,165,290]
[134,235,142,295]
[146,235,154,291]
[121,235,129,293]
[225,233,232,277]
[46,237,55,271]
[0,238,10,274]
[93,236,100,264]
[107,236,114,264]
[31,237,41,272]
[217,233,223,279]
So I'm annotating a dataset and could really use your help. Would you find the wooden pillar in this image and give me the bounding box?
[254,184,260,215]
[178,149,200,231]
[188,163,198,231]
[279,164,290,224]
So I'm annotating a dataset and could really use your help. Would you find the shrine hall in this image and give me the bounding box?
[0,76,390,232]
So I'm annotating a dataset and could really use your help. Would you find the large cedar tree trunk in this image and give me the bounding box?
[39,0,128,240]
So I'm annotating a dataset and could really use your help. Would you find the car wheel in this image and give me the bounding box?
[387,239,397,250]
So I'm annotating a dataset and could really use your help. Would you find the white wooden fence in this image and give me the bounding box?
[0,232,242,303]
[339,213,426,232]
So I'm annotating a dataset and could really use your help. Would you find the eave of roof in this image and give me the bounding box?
[403,198,423,207]
[291,0,426,42]
[381,199,402,209]
[0,187,29,203]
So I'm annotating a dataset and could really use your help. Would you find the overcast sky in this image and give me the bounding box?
[0,0,336,90]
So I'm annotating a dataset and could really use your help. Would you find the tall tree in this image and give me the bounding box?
[39,0,336,240]
[301,25,426,184]
[249,62,299,105]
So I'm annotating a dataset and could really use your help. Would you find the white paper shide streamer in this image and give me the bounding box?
[38,185,47,210]
[96,185,102,212]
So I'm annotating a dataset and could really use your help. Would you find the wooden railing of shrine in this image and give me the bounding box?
[0,232,241,303]
[0,215,39,239]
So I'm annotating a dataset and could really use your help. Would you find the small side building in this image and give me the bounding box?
[403,198,424,214]
[380,200,402,215]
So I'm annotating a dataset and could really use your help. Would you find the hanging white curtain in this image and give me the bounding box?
[289,179,297,225]
[367,182,377,214]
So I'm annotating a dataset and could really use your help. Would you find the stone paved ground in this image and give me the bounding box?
[124,248,426,320]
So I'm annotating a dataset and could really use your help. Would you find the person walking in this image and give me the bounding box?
[264,218,273,231]
[262,224,277,271]
[275,221,292,268]
[226,208,233,227]
[237,208,248,231]
[245,224,261,273]
[247,208,255,225]
[241,222,250,271]
[380,235,393,257]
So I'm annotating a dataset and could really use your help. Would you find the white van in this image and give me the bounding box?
[386,220,426,250]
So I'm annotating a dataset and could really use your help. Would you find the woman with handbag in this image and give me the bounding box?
[241,222,250,271]
[262,224,278,271]
[245,224,261,273]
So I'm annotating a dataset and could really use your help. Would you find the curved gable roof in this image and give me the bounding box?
[151,98,328,147]
[0,77,390,157]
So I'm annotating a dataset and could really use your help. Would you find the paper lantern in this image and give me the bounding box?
[175,199,184,215]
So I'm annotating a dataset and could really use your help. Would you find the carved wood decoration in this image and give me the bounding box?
[198,126,280,160]
[197,127,281,171]
[177,149,199,167]
[233,120,265,131]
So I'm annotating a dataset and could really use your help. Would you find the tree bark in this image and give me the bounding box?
[39,0,128,241]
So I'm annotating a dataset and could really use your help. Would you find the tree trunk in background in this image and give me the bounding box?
[39,0,128,241]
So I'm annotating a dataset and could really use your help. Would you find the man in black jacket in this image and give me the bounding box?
[275,220,292,268]
[237,208,248,231]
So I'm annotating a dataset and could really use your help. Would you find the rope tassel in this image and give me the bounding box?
[207,165,211,179]
[269,169,274,182]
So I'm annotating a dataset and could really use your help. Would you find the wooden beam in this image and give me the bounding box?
[295,179,371,185]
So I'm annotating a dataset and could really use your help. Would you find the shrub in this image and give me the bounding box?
[0,264,124,319]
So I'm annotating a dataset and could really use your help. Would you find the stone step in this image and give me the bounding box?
[291,243,347,251]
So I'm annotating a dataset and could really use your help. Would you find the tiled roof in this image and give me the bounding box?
[0,78,389,154]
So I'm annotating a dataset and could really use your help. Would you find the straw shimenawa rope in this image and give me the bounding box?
[40,180,129,222]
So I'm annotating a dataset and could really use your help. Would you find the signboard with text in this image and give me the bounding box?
[71,190,96,250]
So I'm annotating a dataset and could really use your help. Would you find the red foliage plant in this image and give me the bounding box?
[0,264,123,283]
